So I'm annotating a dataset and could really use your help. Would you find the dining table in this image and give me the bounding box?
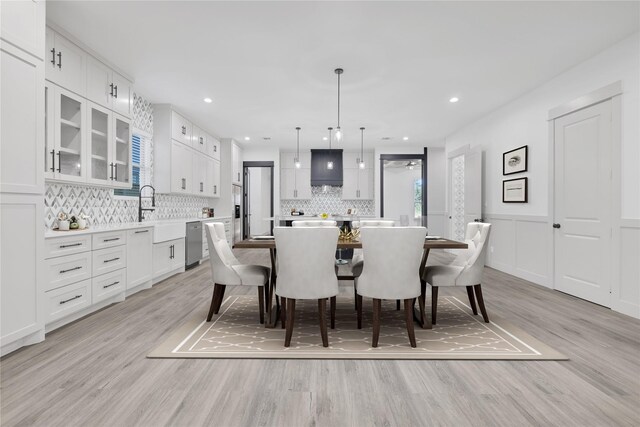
[233,237,468,329]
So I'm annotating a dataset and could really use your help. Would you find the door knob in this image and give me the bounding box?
[553,223,561,229]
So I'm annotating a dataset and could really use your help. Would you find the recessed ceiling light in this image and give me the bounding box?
[203,97,213,103]
[244,137,250,141]
[263,137,271,141]
[403,136,409,141]
[449,97,459,103]
[322,137,328,141]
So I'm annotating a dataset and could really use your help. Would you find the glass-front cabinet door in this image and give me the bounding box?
[113,114,131,188]
[54,87,85,182]
[87,102,112,185]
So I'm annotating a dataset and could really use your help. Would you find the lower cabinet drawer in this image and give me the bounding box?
[45,279,92,323]
[45,251,93,291]
[93,268,126,304]
[92,245,127,277]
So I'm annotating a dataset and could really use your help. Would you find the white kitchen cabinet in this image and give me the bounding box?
[92,245,127,277]
[45,279,92,324]
[45,251,92,292]
[1,42,44,195]
[92,268,126,304]
[171,110,192,146]
[341,151,373,200]
[45,27,85,97]
[192,154,206,196]
[110,71,131,118]
[1,0,46,61]
[212,158,221,198]
[192,125,206,153]
[153,238,185,279]
[112,113,132,188]
[126,228,153,290]
[86,56,132,118]
[280,151,312,200]
[1,0,46,355]
[170,140,193,194]
[44,83,87,183]
[209,134,220,161]
[232,142,242,185]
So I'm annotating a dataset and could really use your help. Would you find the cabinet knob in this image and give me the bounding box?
[553,223,561,229]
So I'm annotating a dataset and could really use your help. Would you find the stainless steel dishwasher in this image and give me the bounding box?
[185,221,203,269]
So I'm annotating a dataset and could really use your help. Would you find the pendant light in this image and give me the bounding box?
[294,127,301,168]
[334,68,344,142]
[327,127,334,170]
[359,127,366,169]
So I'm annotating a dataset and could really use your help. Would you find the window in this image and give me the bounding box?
[414,178,422,219]
[114,131,151,197]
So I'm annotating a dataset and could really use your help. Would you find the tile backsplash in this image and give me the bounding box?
[44,183,215,228]
[280,186,374,216]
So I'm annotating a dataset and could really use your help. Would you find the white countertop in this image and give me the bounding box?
[45,216,232,238]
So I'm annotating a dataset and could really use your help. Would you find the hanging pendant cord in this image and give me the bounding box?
[337,73,341,129]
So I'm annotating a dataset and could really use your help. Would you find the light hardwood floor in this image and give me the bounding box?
[1,249,639,427]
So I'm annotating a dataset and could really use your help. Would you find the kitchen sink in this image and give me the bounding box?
[152,221,186,243]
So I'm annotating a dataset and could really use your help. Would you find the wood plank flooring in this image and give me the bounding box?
[1,249,639,427]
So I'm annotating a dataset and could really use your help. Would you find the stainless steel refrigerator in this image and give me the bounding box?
[232,184,242,244]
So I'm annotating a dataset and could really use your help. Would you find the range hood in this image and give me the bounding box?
[310,149,343,186]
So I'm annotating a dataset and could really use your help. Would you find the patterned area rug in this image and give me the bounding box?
[149,296,567,360]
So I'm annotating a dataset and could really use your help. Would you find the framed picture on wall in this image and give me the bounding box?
[503,177,528,203]
[503,145,528,175]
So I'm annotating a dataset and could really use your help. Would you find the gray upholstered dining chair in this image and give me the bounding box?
[423,222,492,324]
[204,222,270,323]
[274,226,340,347]
[355,226,427,348]
[292,220,337,227]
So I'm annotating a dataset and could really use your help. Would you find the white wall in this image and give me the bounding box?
[445,33,640,318]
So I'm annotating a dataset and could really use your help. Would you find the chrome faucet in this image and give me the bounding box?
[138,185,156,222]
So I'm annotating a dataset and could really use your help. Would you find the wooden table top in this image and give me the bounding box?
[234,238,468,250]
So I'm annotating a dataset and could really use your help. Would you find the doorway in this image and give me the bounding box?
[380,152,427,226]
[243,161,274,239]
[552,99,614,307]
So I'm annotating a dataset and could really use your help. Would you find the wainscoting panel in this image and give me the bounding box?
[483,214,551,288]
[613,220,640,318]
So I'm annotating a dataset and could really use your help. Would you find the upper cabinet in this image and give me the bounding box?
[232,142,242,185]
[153,104,220,197]
[45,28,86,97]
[86,56,132,118]
[44,27,134,187]
[341,151,373,200]
[1,0,46,61]
[280,151,312,200]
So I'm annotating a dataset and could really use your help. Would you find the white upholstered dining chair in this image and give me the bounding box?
[274,226,340,347]
[355,226,427,348]
[292,220,337,227]
[204,222,270,323]
[350,220,396,278]
[422,222,492,324]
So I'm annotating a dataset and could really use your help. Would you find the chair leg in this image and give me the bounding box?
[473,284,490,323]
[258,286,265,324]
[206,286,218,322]
[354,285,358,310]
[284,298,296,347]
[280,297,287,329]
[417,293,427,329]
[207,284,226,321]
[356,294,363,329]
[466,286,478,315]
[330,296,336,329]
[431,286,438,325]
[372,298,381,347]
[396,299,401,310]
[318,299,329,347]
[404,299,417,348]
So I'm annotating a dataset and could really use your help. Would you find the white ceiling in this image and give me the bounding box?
[47,1,639,150]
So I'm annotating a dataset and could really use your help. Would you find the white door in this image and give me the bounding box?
[464,148,482,225]
[86,57,112,110]
[111,72,131,118]
[553,100,612,306]
[51,33,86,96]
